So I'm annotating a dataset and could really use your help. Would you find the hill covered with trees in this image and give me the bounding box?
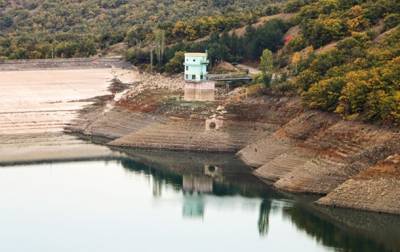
[0,0,284,59]
[281,0,400,125]
[155,0,400,125]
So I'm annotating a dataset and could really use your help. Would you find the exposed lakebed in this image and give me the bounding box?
[0,152,399,252]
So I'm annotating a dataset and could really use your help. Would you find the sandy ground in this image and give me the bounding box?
[0,68,134,165]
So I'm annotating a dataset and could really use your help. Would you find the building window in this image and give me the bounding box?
[185,74,188,79]
[192,75,196,80]
[193,59,196,62]
[200,74,203,80]
[186,66,188,71]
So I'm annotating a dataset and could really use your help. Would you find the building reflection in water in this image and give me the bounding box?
[182,173,213,218]
[182,194,205,218]
[182,175,213,193]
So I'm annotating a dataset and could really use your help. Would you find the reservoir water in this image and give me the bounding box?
[0,151,399,252]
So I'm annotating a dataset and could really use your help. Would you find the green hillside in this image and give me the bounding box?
[0,0,284,59]
[283,0,400,124]
[153,0,400,125]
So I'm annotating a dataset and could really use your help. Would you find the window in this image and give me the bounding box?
[200,74,203,80]
[186,66,188,71]
[192,75,196,80]
[185,74,188,79]
[193,59,196,62]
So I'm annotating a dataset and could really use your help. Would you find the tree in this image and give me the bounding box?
[259,49,273,87]
[154,29,166,66]
[384,14,400,31]
[165,51,185,73]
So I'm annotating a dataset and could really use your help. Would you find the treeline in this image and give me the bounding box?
[0,0,285,60]
[126,19,289,73]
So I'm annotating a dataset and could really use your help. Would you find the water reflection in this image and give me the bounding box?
[182,193,205,218]
[282,204,398,252]
[117,150,400,252]
[258,200,272,236]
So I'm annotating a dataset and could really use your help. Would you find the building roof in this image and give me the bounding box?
[185,52,207,57]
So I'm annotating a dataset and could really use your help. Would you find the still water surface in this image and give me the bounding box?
[0,152,399,252]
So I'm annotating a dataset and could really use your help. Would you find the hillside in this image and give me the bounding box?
[0,0,285,59]
[154,0,400,126]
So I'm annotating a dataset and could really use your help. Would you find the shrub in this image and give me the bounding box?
[384,14,400,31]
[284,0,305,13]
[125,48,150,65]
[296,69,320,91]
[287,36,307,52]
[303,18,348,47]
[165,51,185,74]
[365,90,396,122]
[302,77,346,111]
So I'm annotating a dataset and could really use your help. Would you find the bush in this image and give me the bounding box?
[365,90,396,122]
[302,77,346,111]
[284,0,305,13]
[287,36,307,52]
[125,48,150,65]
[165,51,185,73]
[303,18,348,47]
[296,69,320,91]
[384,14,400,31]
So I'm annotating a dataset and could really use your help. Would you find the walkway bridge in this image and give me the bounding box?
[207,74,253,83]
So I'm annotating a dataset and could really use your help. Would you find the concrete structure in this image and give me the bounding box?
[183,52,215,101]
[205,116,224,131]
[184,52,209,82]
[184,81,215,101]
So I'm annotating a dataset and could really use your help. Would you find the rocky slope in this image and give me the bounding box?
[317,155,400,215]
[238,104,400,214]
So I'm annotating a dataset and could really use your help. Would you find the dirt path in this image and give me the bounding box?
[0,68,133,165]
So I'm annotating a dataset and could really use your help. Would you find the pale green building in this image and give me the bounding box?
[184,52,209,82]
